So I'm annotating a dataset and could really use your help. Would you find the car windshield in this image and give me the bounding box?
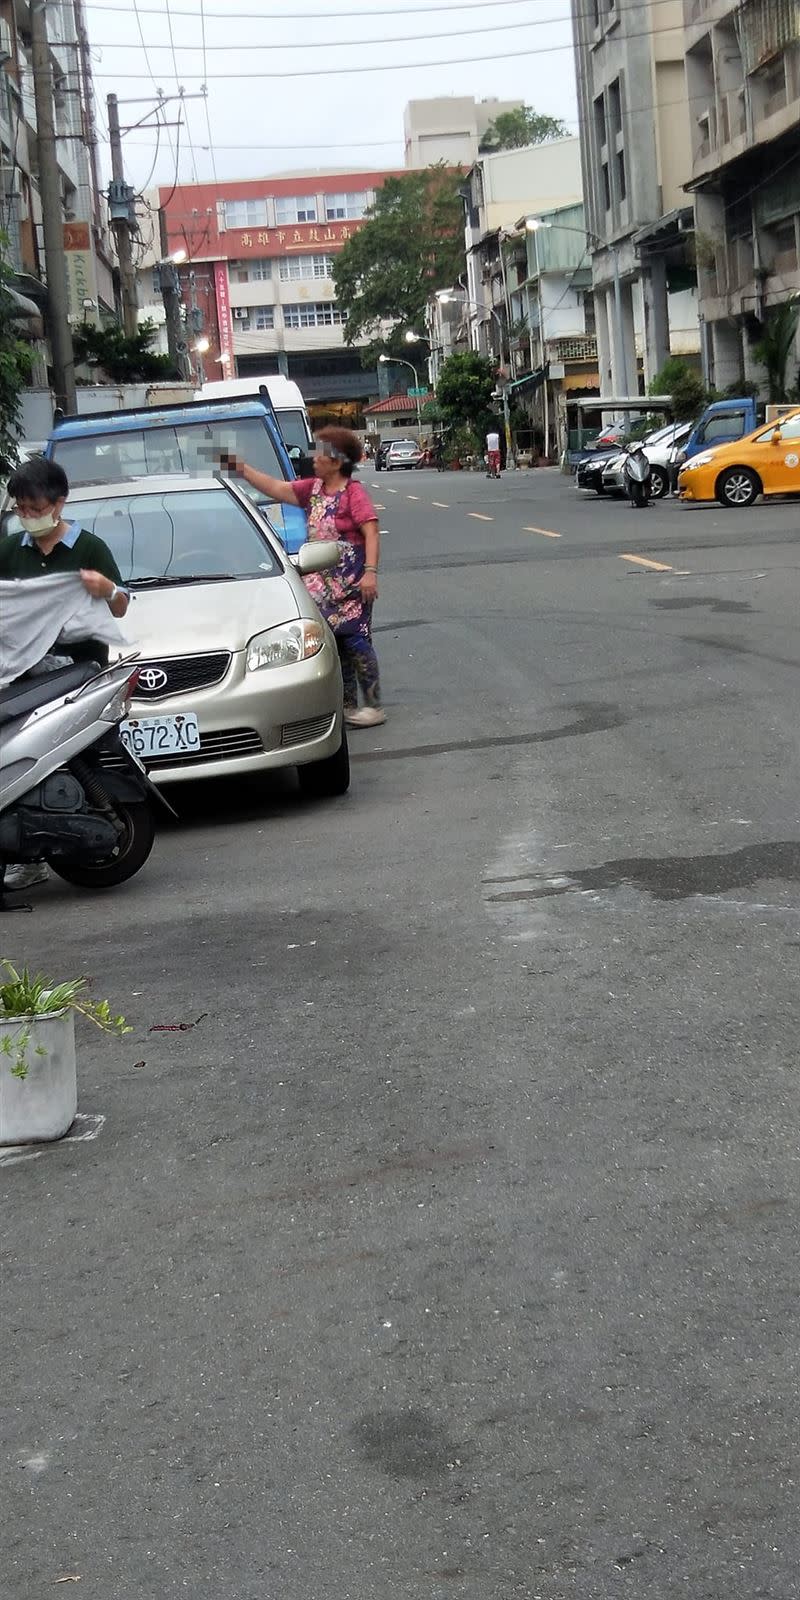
[51,416,285,492]
[27,488,284,586]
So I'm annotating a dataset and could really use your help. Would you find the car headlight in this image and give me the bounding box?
[682,452,715,471]
[246,619,325,672]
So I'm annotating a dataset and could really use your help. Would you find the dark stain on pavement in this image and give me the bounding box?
[485,841,800,904]
[685,634,800,670]
[353,702,625,763]
[650,596,754,614]
[353,1408,462,1481]
[372,618,431,633]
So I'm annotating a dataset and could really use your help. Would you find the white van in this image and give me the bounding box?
[197,375,313,463]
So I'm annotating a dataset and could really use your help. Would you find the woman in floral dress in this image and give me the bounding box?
[223,427,384,727]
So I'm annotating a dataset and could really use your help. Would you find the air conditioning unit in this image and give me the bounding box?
[233,307,249,321]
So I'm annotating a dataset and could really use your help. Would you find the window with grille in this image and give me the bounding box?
[324,191,369,220]
[283,302,347,328]
[223,198,268,228]
[275,195,318,224]
[278,254,335,281]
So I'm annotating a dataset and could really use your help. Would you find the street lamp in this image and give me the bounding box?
[379,352,423,437]
[526,215,629,396]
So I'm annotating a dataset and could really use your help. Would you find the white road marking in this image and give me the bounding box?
[386,487,399,494]
[406,494,419,500]
[468,512,494,522]
[524,525,561,538]
[431,501,449,508]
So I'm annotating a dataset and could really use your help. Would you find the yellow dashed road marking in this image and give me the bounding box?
[619,554,673,572]
[524,525,561,538]
[468,512,494,522]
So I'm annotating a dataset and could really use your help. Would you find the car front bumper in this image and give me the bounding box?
[127,638,343,784]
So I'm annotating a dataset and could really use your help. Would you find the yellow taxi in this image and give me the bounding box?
[678,405,800,508]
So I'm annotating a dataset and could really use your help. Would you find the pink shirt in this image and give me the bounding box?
[293,477,378,545]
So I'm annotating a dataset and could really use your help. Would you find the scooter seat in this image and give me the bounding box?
[0,663,99,729]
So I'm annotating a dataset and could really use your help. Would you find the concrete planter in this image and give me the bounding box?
[0,1010,77,1144]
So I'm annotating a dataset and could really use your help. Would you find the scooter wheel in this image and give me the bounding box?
[48,802,156,890]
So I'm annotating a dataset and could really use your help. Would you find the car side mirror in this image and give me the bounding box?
[294,539,340,576]
[772,428,782,444]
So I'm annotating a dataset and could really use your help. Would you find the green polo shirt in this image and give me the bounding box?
[0,522,124,665]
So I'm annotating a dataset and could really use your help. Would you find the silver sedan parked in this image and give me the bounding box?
[18,475,350,798]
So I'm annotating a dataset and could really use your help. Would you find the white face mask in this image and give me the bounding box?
[18,511,58,537]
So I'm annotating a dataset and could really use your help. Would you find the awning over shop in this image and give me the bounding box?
[505,365,547,397]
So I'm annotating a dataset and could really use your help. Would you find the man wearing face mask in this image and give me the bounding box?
[0,457,129,665]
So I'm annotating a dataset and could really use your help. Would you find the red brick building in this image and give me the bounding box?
[159,169,407,419]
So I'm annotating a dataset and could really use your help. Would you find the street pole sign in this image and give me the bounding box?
[408,386,429,398]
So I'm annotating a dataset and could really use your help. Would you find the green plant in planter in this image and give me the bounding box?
[0,960,130,1079]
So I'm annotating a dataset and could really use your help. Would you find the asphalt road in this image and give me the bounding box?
[4,467,800,1599]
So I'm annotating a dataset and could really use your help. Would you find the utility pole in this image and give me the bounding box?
[157,209,192,380]
[107,93,138,337]
[30,0,76,414]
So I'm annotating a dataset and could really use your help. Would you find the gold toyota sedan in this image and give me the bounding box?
[44,475,348,798]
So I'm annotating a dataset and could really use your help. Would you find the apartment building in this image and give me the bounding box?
[684,0,800,388]
[0,0,114,360]
[459,139,584,365]
[571,0,700,392]
[158,170,405,416]
[403,95,524,169]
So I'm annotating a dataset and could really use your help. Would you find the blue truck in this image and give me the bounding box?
[44,388,309,554]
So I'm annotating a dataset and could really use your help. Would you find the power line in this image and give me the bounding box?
[199,1,219,185]
[164,0,199,186]
[81,15,595,49]
[85,0,554,18]
[131,0,179,196]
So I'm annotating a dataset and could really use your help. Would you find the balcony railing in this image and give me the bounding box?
[547,335,598,362]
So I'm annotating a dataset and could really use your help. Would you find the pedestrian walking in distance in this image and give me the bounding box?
[486,428,501,479]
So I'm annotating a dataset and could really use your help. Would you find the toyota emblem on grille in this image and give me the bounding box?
[138,666,168,692]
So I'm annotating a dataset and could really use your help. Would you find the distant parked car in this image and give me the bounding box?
[576,444,628,494]
[385,439,423,471]
[601,422,693,499]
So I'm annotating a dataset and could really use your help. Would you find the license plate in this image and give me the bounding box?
[121,713,201,759]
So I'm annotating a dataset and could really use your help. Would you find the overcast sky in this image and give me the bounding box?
[84,0,578,192]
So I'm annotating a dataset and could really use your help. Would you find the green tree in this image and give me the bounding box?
[436,351,497,438]
[0,241,34,475]
[649,356,707,422]
[332,168,465,357]
[73,318,175,383]
[753,299,800,403]
[479,106,569,153]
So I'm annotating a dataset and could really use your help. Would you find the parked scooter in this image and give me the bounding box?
[623,444,652,508]
[0,657,170,908]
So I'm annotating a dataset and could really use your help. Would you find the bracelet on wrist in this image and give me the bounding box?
[365,564,378,573]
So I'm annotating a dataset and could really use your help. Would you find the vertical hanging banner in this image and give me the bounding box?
[63,221,99,324]
[214,261,234,372]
